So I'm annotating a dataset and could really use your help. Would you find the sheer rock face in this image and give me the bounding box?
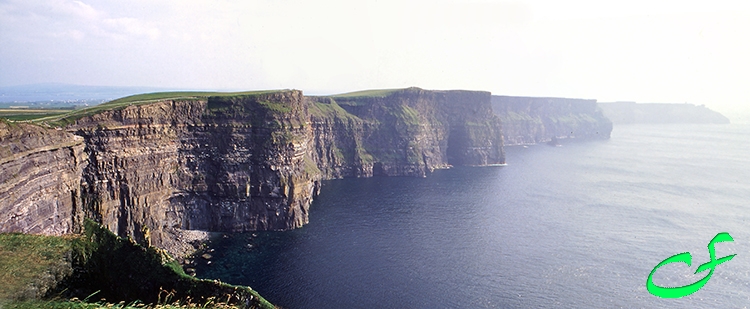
[0,88,505,258]
[0,121,85,236]
[491,95,613,145]
[320,88,505,177]
[70,92,318,255]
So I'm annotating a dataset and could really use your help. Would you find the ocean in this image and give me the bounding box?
[196,124,750,308]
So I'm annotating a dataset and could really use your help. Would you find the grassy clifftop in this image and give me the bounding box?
[330,88,406,99]
[23,90,290,127]
[105,90,287,105]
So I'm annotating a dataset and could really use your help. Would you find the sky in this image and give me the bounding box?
[1,0,749,120]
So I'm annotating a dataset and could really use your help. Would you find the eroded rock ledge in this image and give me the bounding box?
[0,87,504,258]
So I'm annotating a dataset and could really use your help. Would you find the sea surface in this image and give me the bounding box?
[197,124,750,308]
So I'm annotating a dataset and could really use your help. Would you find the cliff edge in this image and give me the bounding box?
[491,95,612,145]
[0,87,505,259]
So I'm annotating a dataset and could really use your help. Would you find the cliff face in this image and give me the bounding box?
[66,91,319,256]
[312,88,505,177]
[0,121,85,236]
[0,88,504,257]
[491,95,612,145]
[598,102,730,124]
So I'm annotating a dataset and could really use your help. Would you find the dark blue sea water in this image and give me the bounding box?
[197,124,750,308]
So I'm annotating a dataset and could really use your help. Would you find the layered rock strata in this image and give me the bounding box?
[0,88,504,257]
[0,121,84,236]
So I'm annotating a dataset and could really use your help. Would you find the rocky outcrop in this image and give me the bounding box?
[0,88,505,258]
[598,102,730,124]
[491,95,612,145]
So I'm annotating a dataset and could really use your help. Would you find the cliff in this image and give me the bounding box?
[0,120,84,236]
[491,95,612,145]
[312,88,504,177]
[598,102,730,124]
[0,87,504,259]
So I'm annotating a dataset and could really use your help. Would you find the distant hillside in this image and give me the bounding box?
[598,102,730,124]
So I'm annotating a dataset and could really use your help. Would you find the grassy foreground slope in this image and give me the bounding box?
[0,221,276,309]
[0,234,72,300]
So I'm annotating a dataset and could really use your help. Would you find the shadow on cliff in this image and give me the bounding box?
[55,219,275,309]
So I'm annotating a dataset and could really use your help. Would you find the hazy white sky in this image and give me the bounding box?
[1,0,749,119]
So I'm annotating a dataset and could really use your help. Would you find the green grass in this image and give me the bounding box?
[330,88,405,98]
[0,109,70,121]
[0,221,276,309]
[70,220,275,309]
[394,105,421,126]
[31,90,290,127]
[308,100,360,121]
[0,233,73,300]
[105,91,288,105]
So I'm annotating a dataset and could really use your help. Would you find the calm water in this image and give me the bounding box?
[197,124,750,308]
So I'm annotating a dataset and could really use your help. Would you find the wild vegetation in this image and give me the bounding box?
[0,220,276,309]
[307,99,359,121]
[0,233,73,300]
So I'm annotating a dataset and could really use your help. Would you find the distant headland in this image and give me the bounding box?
[598,101,730,124]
